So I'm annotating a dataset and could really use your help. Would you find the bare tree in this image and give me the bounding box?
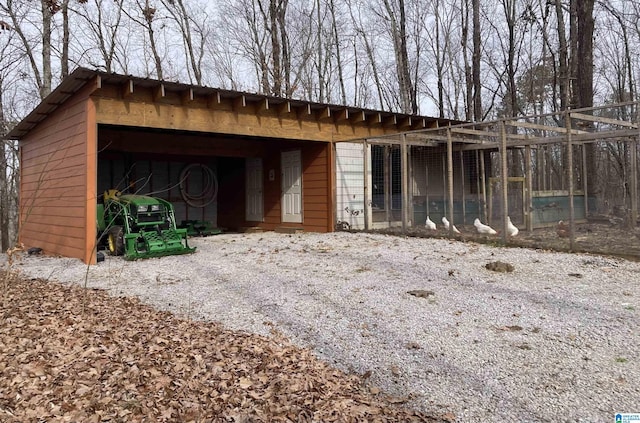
[160,0,208,85]
[471,0,482,120]
[380,0,416,113]
[121,0,164,79]
[74,0,126,73]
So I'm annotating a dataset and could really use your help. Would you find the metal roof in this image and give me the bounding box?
[7,67,458,140]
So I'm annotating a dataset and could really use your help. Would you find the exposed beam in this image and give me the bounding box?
[121,79,134,98]
[296,103,312,119]
[458,128,640,150]
[383,114,397,128]
[153,84,165,101]
[256,98,269,114]
[506,120,587,134]
[278,101,291,115]
[369,113,383,125]
[570,112,639,129]
[452,127,498,137]
[411,118,427,130]
[318,106,332,120]
[181,88,194,104]
[334,108,349,122]
[398,116,413,129]
[233,95,246,111]
[350,110,366,124]
[207,91,222,108]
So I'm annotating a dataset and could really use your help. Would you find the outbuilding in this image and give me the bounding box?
[8,68,449,263]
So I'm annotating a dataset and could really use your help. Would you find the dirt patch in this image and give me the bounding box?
[0,272,446,422]
[376,222,640,260]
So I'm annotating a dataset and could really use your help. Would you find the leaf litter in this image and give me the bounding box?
[0,272,445,422]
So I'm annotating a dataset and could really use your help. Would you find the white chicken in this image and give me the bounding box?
[441,216,460,234]
[474,218,497,235]
[506,216,519,236]
[425,216,437,230]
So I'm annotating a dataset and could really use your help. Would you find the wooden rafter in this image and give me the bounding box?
[570,112,639,129]
[506,120,587,135]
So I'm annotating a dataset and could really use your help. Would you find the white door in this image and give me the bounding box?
[245,157,263,222]
[281,150,302,223]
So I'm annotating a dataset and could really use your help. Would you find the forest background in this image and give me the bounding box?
[0,0,637,249]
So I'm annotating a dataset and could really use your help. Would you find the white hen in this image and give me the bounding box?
[474,218,497,235]
[425,216,437,230]
[507,216,519,236]
[441,216,460,234]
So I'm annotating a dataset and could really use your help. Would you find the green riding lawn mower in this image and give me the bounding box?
[97,190,195,260]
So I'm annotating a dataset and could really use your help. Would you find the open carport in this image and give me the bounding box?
[8,67,451,263]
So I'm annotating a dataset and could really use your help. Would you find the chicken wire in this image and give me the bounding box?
[338,102,640,258]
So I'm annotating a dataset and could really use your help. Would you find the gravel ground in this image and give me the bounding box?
[7,231,640,422]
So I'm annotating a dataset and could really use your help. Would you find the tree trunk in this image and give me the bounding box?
[142,0,163,80]
[61,0,70,78]
[329,0,347,105]
[0,77,9,251]
[41,0,53,98]
[460,0,473,121]
[472,0,482,121]
[382,0,415,114]
[554,0,569,111]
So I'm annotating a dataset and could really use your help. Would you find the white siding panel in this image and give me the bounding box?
[335,143,366,229]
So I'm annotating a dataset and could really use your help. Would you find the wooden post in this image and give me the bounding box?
[447,127,455,236]
[363,140,369,230]
[565,110,575,251]
[582,144,589,217]
[401,134,409,232]
[460,150,466,224]
[525,144,533,231]
[475,150,481,218]
[631,134,638,228]
[384,145,391,224]
[480,150,488,222]
[425,151,430,217]
[442,154,447,216]
[499,121,509,244]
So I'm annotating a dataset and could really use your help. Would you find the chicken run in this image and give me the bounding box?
[336,101,640,260]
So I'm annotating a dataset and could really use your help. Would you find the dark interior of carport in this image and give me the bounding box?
[97,124,326,232]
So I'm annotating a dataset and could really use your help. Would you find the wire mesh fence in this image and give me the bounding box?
[335,101,640,259]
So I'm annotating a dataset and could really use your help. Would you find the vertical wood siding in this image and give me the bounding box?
[19,88,93,261]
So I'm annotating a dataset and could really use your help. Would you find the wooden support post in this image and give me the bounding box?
[630,135,638,228]
[500,121,509,243]
[582,144,588,217]
[447,128,455,236]
[442,154,447,217]
[384,145,391,224]
[480,150,487,222]
[525,144,533,231]
[460,150,466,224]
[566,111,575,251]
[475,150,481,218]
[425,151,430,217]
[401,134,409,232]
[363,140,370,230]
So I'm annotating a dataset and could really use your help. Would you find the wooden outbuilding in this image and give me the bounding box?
[8,68,450,263]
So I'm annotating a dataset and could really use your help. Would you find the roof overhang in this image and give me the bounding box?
[7,67,461,140]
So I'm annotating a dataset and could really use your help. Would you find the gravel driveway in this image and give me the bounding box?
[9,231,640,422]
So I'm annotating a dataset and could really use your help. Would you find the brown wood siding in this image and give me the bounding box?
[19,86,94,262]
[301,144,330,232]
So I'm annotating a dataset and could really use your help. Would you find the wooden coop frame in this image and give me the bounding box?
[343,101,640,251]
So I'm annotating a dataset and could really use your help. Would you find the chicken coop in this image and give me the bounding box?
[335,101,640,259]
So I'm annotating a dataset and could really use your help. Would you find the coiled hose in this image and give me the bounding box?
[179,164,218,208]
